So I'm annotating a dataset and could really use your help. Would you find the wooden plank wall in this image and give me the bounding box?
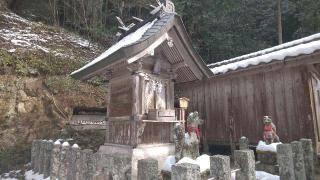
[177,66,315,145]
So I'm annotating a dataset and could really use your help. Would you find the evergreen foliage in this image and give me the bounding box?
[11,0,320,63]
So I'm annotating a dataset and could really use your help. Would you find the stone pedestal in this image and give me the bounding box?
[137,158,159,180]
[99,143,174,180]
[234,150,256,180]
[277,144,295,180]
[210,155,231,180]
[291,141,306,180]
[300,138,315,180]
[256,151,278,175]
[172,163,201,180]
[51,140,62,180]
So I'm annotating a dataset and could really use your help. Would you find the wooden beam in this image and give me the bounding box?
[172,61,187,70]
[127,33,169,64]
[169,29,204,80]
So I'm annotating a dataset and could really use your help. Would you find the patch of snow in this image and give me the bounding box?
[8,49,16,53]
[162,155,176,172]
[36,45,50,53]
[177,157,198,165]
[168,155,210,173]
[256,141,282,153]
[195,154,210,173]
[2,12,30,24]
[11,39,31,47]
[72,144,79,148]
[62,142,70,147]
[54,140,61,145]
[256,171,280,180]
[71,19,158,75]
[209,35,320,75]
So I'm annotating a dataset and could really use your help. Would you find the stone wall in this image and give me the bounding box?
[31,139,132,180]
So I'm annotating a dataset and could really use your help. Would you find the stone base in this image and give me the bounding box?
[256,163,279,175]
[99,143,175,180]
[257,151,277,165]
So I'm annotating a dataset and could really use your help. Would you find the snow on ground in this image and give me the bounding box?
[162,155,280,180]
[209,33,320,75]
[256,141,282,152]
[256,171,280,180]
[71,19,157,75]
[0,11,103,60]
[1,170,49,180]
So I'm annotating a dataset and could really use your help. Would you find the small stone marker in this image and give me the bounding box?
[59,141,70,180]
[31,140,36,170]
[277,144,296,180]
[51,140,62,180]
[40,140,47,174]
[234,150,256,180]
[291,141,306,180]
[138,158,158,180]
[210,155,231,180]
[172,163,201,180]
[34,140,41,173]
[300,138,315,180]
[44,140,53,178]
[81,149,94,180]
[239,136,249,150]
[69,144,80,180]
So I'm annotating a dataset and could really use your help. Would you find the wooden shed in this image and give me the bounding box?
[177,34,320,154]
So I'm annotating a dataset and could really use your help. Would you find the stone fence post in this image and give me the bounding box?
[171,163,201,180]
[51,140,62,180]
[44,140,54,178]
[291,141,306,180]
[80,149,94,180]
[31,140,36,170]
[277,144,295,180]
[239,137,249,150]
[234,150,256,180]
[68,144,80,180]
[39,140,47,174]
[59,141,71,180]
[138,158,158,180]
[34,140,41,173]
[300,138,315,180]
[210,155,231,180]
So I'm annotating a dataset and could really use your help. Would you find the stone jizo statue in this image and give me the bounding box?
[263,116,279,144]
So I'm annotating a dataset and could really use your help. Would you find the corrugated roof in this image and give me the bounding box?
[208,33,320,75]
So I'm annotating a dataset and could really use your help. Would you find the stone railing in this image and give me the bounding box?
[30,138,315,180]
[31,139,131,180]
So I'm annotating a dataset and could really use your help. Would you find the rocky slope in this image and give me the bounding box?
[0,9,107,173]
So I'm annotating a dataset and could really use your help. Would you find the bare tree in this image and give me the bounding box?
[277,0,283,44]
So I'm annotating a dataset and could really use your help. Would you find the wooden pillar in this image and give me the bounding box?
[132,73,140,118]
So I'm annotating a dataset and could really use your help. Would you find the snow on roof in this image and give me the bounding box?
[209,33,320,75]
[71,19,157,76]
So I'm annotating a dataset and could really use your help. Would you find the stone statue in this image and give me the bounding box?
[263,116,279,144]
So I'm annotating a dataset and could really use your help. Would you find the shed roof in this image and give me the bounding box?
[208,33,320,75]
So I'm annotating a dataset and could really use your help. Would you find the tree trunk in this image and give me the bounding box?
[277,0,283,44]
